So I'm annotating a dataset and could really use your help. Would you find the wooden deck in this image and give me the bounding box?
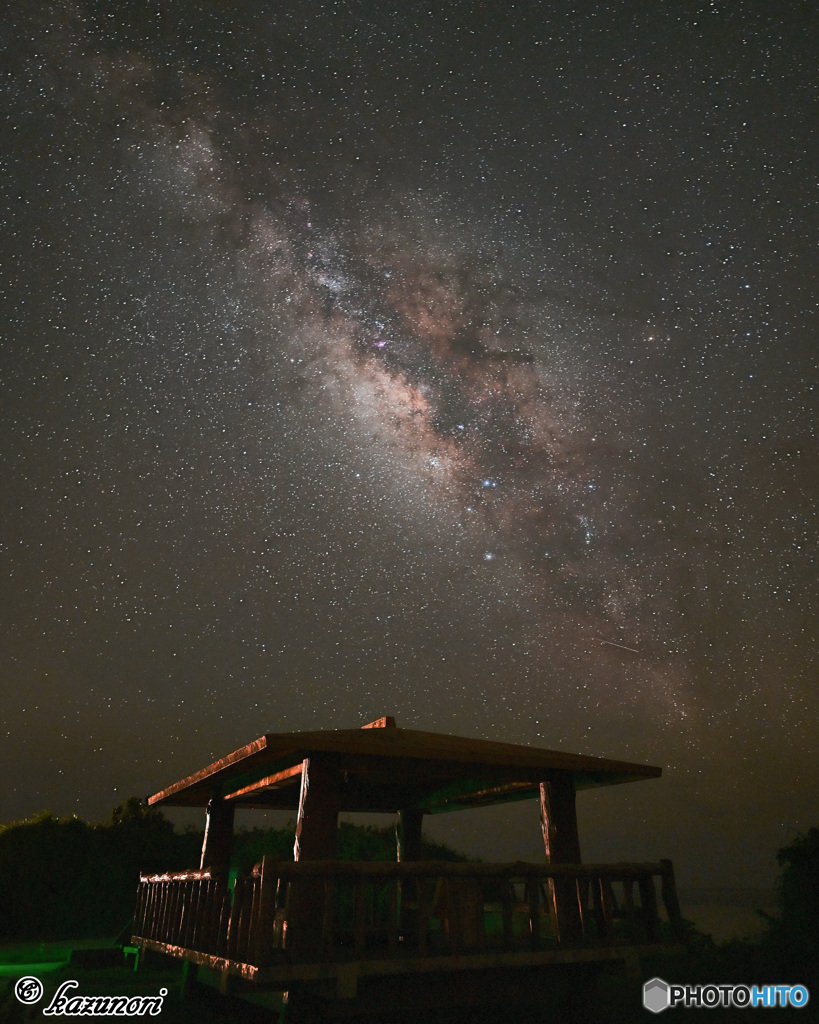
[132,858,684,1000]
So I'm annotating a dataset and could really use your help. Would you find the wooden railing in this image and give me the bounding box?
[133,859,684,971]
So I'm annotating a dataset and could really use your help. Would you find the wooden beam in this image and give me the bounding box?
[239,859,670,879]
[149,736,269,806]
[311,753,544,785]
[222,763,303,801]
[419,777,537,814]
[200,796,235,877]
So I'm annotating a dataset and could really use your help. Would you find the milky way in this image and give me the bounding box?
[1,0,816,887]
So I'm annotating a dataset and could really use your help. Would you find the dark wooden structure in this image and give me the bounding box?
[132,717,683,1015]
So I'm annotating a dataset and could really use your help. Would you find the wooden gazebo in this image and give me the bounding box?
[132,717,683,1014]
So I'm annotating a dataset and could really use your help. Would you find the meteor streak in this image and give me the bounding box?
[597,637,641,654]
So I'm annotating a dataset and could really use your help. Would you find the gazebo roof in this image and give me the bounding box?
[148,717,661,815]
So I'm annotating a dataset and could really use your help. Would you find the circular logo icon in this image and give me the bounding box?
[14,976,44,1005]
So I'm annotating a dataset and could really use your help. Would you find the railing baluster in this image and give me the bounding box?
[204,882,216,956]
[660,859,685,940]
[133,883,145,939]
[172,881,185,946]
[254,857,278,967]
[217,885,232,958]
[384,876,398,953]
[416,876,429,954]
[155,882,164,941]
[166,880,178,944]
[188,879,202,949]
[602,876,618,920]
[133,884,143,938]
[353,876,367,955]
[245,876,258,959]
[621,875,640,940]
[230,876,246,960]
[638,873,662,943]
[184,880,195,949]
[526,878,541,948]
[160,881,170,941]
[275,877,289,949]
[500,875,513,944]
[321,874,336,956]
[146,881,158,942]
[145,881,156,940]
[241,875,255,963]
[466,876,483,950]
[591,875,613,942]
[577,876,590,937]
[204,880,219,956]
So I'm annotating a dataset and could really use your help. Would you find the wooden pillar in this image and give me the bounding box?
[540,771,583,944]
[540,771,581,864]
[660,859,685,940]
[289,756,342,959]
[200,796,235,877]
[293,756,342,861]
[396,808,424,862]
[396,808,424,945]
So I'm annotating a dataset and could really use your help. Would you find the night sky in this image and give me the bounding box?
[2,0,816,891]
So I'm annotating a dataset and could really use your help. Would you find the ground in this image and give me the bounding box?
[0,941,616,1023]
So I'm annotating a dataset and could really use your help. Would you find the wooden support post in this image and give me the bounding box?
[200,796,235,877]
[638,873,662,943]
[660,859,685,940]
[289,756,342,959]
[540,771,583,945]
[293,757,341,861]
[396,807,424,946]
[540,771,582,863]
[396,808,424,862]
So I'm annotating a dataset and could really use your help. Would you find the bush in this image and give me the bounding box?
[0,802,201,941]
[0,804,466,941]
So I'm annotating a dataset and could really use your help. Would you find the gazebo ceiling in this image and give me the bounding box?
[148,717,661,814]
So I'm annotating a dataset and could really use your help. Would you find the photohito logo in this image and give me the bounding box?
[643,977,810,1012]
[14,976,44,1005]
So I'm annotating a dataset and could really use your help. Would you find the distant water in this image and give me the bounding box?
[678,889,777,943]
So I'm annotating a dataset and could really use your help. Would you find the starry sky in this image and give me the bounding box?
[1,0,816,890]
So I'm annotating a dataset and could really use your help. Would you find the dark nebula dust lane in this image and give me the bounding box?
[0,0,816,887]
